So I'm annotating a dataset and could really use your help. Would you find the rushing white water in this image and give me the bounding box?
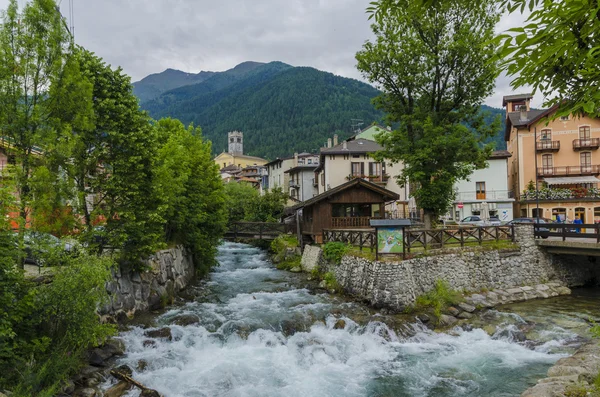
[104,242,584,397]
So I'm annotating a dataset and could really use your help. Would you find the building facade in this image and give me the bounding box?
[286,165,318,202]
[265,153,319,197]
[504,94,600,223]
[449,150,515,222]
[315,138,409,218]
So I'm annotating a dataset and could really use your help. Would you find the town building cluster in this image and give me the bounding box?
[215,93,600,230]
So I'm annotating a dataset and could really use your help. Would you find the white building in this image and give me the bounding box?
[450,150,515,222]
[286,164,318,202]
[315,136,409,217]
[265,152,319,199]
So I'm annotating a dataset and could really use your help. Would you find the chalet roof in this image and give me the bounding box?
[502,93,533,107]
[289,178,399,211]
[504,104,560,141]
[284,164,318,174]
[320,138,382,154]
[490,150,512,159]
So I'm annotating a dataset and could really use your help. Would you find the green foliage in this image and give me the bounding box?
[415,280,463,319]
[497,0,600,118]
[270,235,299,254]
[223,183,288,224]
[276,255,301,271]
[322,242,349,264]
[270,235,300,270]
[223,182,260,224]
[323,272,341,291]
[356,0,501,226]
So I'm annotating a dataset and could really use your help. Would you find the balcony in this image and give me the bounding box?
[573,138,600,151]
[331,216,373,228]
[346,174,390,185]
[290,181,300,188]
[537,165,600,177]
[521,186,600,201]
[536,140,560,152]
[454,190,514,201]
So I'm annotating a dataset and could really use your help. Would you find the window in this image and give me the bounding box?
[230,138,234,143]
[552,208,566,222]
[542,154,553,173]
[540,129,551,141]
[580,126,591,140]
[531,208,543,218]
[369,162,382,177]
[560,115,569,121]
[237,138,241,143]
[352,154,360,159]
[594,207,600,223]
[351,162,364,177]
[343,154,349,160]
[476,181,486,199]
[223,163,226,168]
[581,152,592,170]
[514,104,526,111]
[307,159,312,164]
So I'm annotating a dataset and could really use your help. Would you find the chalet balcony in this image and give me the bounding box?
[537,165,600,177]
[347,174,390,185]
[573,138,600,151]
[536,140,560,152]
[331,216,373,228]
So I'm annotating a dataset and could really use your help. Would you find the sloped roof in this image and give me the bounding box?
[290,178,399,211]
[502,93,533,107]
[490,150,512,159]
[320,138,382,154]
[504,104,559,141]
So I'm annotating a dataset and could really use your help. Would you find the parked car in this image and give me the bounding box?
[508,217,552,237]
[459,216,485,226]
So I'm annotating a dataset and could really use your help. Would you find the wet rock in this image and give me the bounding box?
[114,310,130,324]
[439,314,458,327]
[113,364,133,377]
[62,380,75,394]
[74,388,97,397]
[289,266,302,273]
[144,327,172,341]
[173,314,200,326]
[104,381,132,397]
[333,319,346,329]
[137,359,149,372]
[417,314,430,323]
[143,339,157,348]
[104,339,126,356]
[555,286,571,296]
[458,303,476,313]
[140,389,162,397]
[318,280,327,289]
[457,312,473,319]
[447,306,460,316]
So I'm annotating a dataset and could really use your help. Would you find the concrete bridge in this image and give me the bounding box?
[534,223,600,256]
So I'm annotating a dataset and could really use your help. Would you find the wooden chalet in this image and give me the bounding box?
[290,178,400,243]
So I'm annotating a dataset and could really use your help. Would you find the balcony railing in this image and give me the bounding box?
[454,190,514,201]
[331,216,373,228]
[537,165,600,177]
[573,138,600,150]
[536,140,560,152]
[346,174,390,184]
[521,186,600,201]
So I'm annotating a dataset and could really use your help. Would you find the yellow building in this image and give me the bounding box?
[214,131,268,170]
[504,94,600,223]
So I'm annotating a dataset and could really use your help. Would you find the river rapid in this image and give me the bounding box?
[102,242,600,397]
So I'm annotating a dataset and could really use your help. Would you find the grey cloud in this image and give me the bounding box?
[0,0,530,108]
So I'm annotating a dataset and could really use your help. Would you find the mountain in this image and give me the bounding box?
[480,105,507,150]
[132,68,216,103]
[136,62,507,158]
[139,62,385,158]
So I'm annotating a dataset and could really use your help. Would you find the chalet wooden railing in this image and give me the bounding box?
[323,229,376,251]
[226,222,294,240]
[404,225,515,252]
[534,223,600,243]
[331,217,373,228]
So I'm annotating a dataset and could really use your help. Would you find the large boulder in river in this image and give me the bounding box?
[144,327,172,340]
[173,314,200,326]
[104,381,132,397]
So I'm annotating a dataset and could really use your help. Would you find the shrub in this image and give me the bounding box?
[322,242,349,264]
[270,235,298,255]
[323,272,340,291]
[415,279,463,319]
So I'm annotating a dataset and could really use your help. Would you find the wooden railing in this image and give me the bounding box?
[404,225,515,252]
[323,229,376,251]
[534,223,600,242]
[226,222,294,240]
[331,217,373,228]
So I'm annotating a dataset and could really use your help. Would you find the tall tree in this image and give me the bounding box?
[497,0,600,117]
[0,0,70,229]
[356,0,501,227]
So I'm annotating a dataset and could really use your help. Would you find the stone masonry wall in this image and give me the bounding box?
[311,225,600,311]
[100,245,195,321]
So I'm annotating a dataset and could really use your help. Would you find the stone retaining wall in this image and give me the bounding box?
[303,225,600,311]
[100,245,195,321]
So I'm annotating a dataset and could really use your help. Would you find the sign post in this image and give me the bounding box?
[370,219,412,261]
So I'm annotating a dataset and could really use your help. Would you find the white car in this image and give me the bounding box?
[459,216,485,226]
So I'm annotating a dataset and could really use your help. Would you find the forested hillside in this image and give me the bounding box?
[133,68,216,102]
[135,62,506,158]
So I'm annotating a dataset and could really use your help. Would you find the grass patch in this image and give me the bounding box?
[415,279,463,319]
[276,255,301,271]
[346,246,376,261]
[323,271,340,291]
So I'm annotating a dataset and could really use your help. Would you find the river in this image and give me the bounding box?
[102,241,600,397]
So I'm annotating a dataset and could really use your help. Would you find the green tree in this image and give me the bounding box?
[223,181,260,224]
[0,0,70,230]
[356,0,501,227]
[497,0,600,118]
[246,187,288,222]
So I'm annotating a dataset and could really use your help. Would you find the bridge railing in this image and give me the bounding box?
[405,225,515,252]
[323,229,376,251]
[226,222,294,240]
[534,223,600,242]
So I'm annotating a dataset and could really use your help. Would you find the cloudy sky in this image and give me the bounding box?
[1,0,537,108]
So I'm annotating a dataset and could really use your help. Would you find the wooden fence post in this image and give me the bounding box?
[460,228,464,247]
[478,227,482,245]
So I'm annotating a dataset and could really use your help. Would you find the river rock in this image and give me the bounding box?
[458,303,476,313]
[173,314,200,326]
[104,381,132,397]
[446,306,460,316]
[439,314,458,327]
[144,327,172,340]
[143,339,157,348]
[290,266,302,273]
[74,388,97,397]
[140,389,162,397]
[333,319,346,329]
[137,359,149,372]
[113,364,133,377]
[457,312,473,319]
[318,280,327,289]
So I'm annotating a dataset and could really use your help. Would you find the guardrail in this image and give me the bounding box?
[404,225,515,252]
[323,229,376,251]
[534,223,600,242]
